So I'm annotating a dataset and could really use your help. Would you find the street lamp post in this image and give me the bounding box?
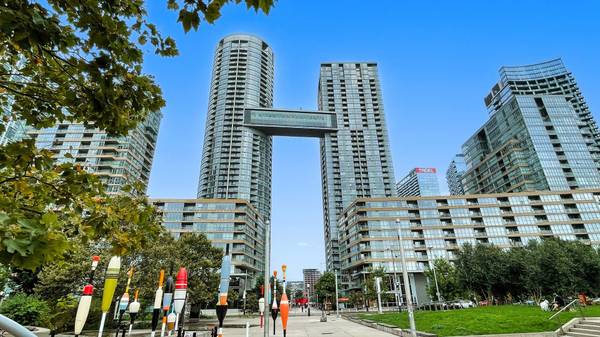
[334,271,340,318]
[388,248,401,312]
[263,220,271,337]
[362,272,369,312]
[396,219,417,337]
[242,273,248,316]
[427,247,442,303]
[306,284,311,317]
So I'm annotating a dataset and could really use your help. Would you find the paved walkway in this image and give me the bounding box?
[215,311,395,337]
[71,309,394,337]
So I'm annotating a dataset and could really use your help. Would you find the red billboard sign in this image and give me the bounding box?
[415,167,436,174]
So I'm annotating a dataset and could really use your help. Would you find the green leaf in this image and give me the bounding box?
[4,238,32,256]
[40,212,58,226]
[167,0,180,10]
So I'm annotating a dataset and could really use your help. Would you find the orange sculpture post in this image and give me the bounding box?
[280,292,289,337]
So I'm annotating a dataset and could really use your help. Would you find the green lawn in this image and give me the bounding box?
[359,305,600,336]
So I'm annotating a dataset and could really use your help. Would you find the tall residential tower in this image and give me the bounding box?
[318,63,396,270]
[462,59,600,194]
[197,37,397,272]
[446,154,467,195]
[396,167,441,197]
[27,111,161,193]
[197,35,274,219]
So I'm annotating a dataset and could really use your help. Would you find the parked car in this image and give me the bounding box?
[450,300,475,309]
[418,302,448,311]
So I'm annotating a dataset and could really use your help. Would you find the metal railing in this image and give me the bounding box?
[0,314,37,337]
[548,299,586,334]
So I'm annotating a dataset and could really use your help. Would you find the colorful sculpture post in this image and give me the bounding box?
[160,276,175,337]
[280,292,289,337]
[116,268,134,337]
[74,284,93,337]
[91,255,100,277]
[98,256,121,337]
[127,290,140,336]
[166,308,176,336]
[216,244,231,337]
[150,270,164,337]
[280,265,289,337]
[74,256,101,336]
[281,265,287,293]
[271,271,278,336]
[258,286,265,329]
[173,267,188,334]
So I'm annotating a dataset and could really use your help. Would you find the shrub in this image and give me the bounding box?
[0,293,50,327]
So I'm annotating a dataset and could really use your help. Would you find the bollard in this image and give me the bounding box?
[245,322,250,337]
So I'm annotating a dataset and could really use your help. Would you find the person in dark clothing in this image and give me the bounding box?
[553,294,565,310]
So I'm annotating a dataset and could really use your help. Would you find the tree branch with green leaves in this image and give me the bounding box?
[0,0,274,270]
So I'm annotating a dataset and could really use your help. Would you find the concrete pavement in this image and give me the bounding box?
[214,310,396,337]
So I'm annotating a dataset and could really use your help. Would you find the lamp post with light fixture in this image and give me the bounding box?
[427,247,442,303]
[396,219,417,337]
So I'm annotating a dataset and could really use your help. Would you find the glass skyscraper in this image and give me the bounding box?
[318,63,397,270]
[0,117,26,146]
[26,111,162,193]
[462,59,600,194]
[197,34,274,219]
[397,168,441,197]
[0,63,27,146]
[197,38,397,272]
[446,154,467,195]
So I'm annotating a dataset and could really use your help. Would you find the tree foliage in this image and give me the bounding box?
[424,258,463,301]
[454,239,600,302]
[0,263,8,292]
[1,0,274,135]
[0,0,275,270]
[0,139,164,269]
[128,232,223,308]
[244,290,258,312]
[454,243,508,300]
[33,242,107,301]
[169,0,274,33]
[252,274,283,302]
[364,267,393,303]
[348,290,365,308]
[315,271,336,302]
[34,232,222,311]
[1,0,173,136]
[0,292,50,326]
[46,295,78,334]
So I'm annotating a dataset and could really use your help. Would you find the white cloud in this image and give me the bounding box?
[297,241,309,247]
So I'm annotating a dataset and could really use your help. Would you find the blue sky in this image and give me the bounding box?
[143,1,600,280]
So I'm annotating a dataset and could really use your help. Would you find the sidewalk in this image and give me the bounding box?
[211,311,397,337]
[68,309,395,337]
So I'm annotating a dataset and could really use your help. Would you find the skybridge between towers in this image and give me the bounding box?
[243,107,337,137]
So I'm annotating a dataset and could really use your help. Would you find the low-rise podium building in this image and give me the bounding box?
[150,198,265,285]
[337,189,600,303]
